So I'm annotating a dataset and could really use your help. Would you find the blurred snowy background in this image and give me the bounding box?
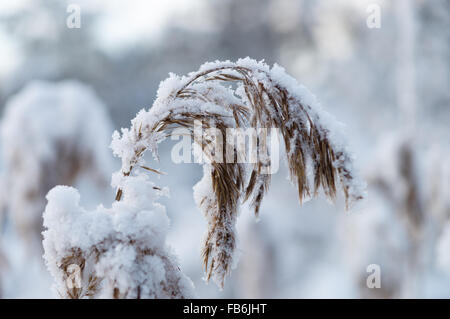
[0,0,449,298]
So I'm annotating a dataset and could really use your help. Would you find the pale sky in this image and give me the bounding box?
[0,0,382,79]
[0,0,211,78]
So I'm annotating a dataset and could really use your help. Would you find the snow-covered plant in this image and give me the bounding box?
[0,81,114,249]
[43,58,365,297]
[43,180,194,298]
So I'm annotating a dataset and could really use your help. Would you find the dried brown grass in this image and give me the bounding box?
[114,64,362,287]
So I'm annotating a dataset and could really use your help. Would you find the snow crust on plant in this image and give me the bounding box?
[111,58,365,205]
[192,164,237,287]
[43,177,194,298]
[109,58,366,288]
[41,58,365,297]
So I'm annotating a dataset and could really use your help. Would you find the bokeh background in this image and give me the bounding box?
[0,0,449,298]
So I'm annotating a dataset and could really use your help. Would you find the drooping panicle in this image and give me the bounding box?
[111,58,366,288]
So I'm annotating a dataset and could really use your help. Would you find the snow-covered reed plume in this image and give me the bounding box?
[111,58,365,288]
[43,58,365,297]
[0,81,113,249]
